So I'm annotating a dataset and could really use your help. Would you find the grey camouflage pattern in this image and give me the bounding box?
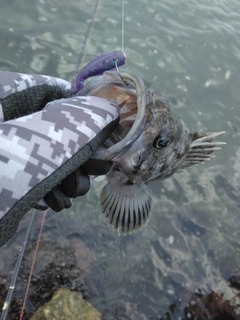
[0,94,119,218]
[0,71,75,121]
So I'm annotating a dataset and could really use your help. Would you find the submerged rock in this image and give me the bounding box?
[30,288,101,320]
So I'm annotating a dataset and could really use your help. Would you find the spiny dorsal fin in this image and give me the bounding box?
[179,131,226,170]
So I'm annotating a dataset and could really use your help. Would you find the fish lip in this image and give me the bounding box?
[101,72,147,160]
[111,159,144,184]
[111,127,145,162]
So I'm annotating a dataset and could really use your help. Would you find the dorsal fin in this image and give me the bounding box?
[179,131,226,170]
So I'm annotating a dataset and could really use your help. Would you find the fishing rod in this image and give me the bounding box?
[0,209,37,320]
[0,209,47,319]
[74,0,101,81]
[19,210,47,319]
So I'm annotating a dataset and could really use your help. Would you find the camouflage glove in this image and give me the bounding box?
[0,71,120,247]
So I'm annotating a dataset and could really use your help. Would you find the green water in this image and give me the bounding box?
[0,0,240,319]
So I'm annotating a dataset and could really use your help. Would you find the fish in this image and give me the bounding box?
[78,71,225,236]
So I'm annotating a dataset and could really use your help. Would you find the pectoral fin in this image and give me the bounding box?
[100,175,152,235]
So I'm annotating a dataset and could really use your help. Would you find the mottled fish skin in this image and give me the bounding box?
[79,71,225,235]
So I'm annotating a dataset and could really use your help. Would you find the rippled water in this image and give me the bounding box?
[0,0,240,319]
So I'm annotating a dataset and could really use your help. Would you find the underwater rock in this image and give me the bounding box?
[30,288,101,320]
[160,289,240,320]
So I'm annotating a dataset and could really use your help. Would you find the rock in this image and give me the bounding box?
[30,288,101,320]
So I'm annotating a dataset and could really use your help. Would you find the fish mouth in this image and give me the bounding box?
[94,72,147,161]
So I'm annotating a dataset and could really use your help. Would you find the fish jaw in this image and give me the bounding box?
[78,71,136,102]
[112,139,150,184]
[87,71,148,161]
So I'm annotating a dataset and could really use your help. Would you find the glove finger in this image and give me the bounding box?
[44,185,72,212]
[60,167,90,198]
[82,158,113,175]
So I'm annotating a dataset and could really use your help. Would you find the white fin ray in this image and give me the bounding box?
[191,141,225,147]
[100,174,152,236]
[179,131,225,170]
[129,195,135,230]
[109,187,122,227]
[119,192,128,235]
[101,181,118,215]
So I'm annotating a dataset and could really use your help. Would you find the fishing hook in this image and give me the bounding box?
[115,57,129,87]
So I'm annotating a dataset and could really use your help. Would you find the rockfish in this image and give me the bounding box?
[78,71,225,235]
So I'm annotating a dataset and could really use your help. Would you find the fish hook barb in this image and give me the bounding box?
[115,57,129,86]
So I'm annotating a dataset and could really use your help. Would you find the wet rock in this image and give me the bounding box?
[160,289,240,320]
[182,290,240,320]
[30,288,101,320]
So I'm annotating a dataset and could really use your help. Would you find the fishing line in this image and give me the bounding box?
[0,209,37,320]
[121,0,125,52]
[20,209,47,320]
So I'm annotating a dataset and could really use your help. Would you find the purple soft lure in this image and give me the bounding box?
[76,50,126,91]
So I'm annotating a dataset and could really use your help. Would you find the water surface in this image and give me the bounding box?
[0,0,240,319]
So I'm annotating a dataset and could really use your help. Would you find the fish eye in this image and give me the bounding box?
[153,129,173,149]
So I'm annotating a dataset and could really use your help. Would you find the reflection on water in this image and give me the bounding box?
[0,0,240,319]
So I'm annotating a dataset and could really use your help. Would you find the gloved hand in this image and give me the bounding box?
[0,71,120,247]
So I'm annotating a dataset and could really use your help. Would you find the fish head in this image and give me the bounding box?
[112,90,192,183]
